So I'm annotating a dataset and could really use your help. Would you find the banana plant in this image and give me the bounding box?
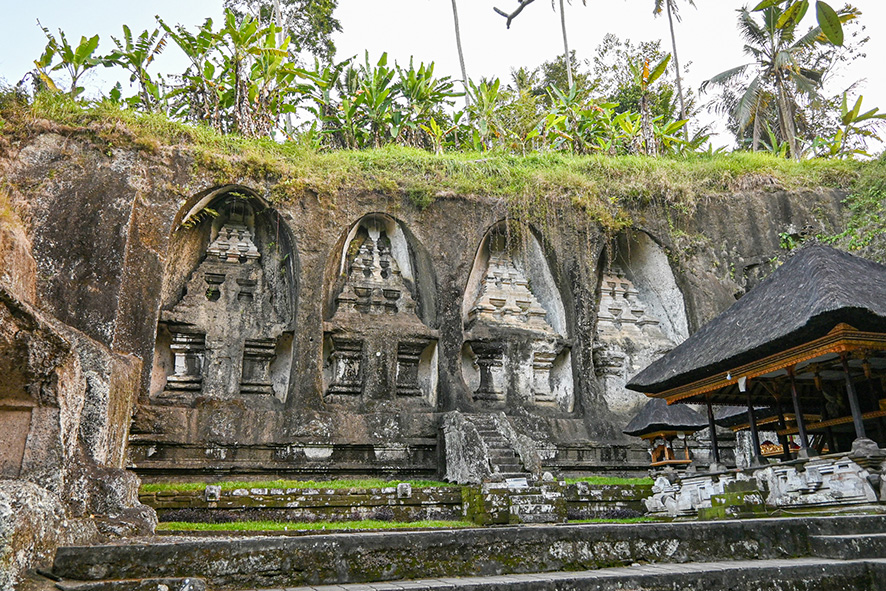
[354,52,397,148]
[36,22,101,98]
[396,59,459,149]
[465,78,503,151]
[102,25,167,111]
[157,16,222,127]
[821,94,886,159]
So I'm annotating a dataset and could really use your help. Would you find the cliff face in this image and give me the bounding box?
[0,128,850,491]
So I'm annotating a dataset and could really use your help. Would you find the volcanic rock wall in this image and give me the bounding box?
[0,131,850,494]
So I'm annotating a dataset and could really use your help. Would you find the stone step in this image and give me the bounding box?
[811,533,886,559]
[252,558,886,591]
[54,578,206,591]
[50,516,886,589]
[497,472,532,479]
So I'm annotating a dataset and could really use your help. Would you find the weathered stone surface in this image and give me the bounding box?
[0,130,850,484]
[0,481,97,591]
[51,515,886,588]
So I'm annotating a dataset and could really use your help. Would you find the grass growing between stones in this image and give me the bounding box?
[563,476,654,486]
[140,479,457,494]
[156,519,474,532]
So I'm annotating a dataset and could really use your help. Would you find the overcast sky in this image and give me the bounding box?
[2,1,884,149]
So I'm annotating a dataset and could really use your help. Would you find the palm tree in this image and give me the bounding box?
[653,0,694,139]
[701,6,826,158]
[450,0,470,106]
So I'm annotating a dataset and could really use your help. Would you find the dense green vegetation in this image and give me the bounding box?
[14,0,875,160]
[3,89,879,242]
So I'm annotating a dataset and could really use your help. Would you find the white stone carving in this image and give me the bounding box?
[467,241,555,334]
[207,223,261,263]
[335,223,417,317]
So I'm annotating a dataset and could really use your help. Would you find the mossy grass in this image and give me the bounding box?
[568,517,657,523]
[140,478,457,494]
[563,476,654,486]
[0,91,868,233]
[156,519,474,532]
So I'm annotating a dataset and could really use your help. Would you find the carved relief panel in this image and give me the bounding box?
[594,231,688,418]
[323,215,437,408]
[462,229,573,412]
[149,196,295,404]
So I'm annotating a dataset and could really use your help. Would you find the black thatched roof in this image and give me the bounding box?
[627,245,886,395]
[714,405,769,428]
[623,397,709,436]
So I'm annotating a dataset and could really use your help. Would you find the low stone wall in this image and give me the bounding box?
[142,485,463,523]
[140,482,651,524]
[645,448,886,518]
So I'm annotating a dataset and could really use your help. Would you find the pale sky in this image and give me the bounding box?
[2,1,885,150]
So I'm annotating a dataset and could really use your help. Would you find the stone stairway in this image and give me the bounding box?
[43,515,886,591]
[465,413,530,479]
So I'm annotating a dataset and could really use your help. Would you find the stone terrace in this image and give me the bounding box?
[47,514,886,590]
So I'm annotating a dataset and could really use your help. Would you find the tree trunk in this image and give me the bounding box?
[752,94,762,151]
[665,0,688,140]
[450,0,471,107]
[559,0,573,89]
[776,75,798,159]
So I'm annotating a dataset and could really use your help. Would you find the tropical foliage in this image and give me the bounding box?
[17,3,881,160]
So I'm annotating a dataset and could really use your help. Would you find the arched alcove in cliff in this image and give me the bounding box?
[460,222,573,413]
[595,229,688,417]
[321,213,438,408]
[148,186,298,405]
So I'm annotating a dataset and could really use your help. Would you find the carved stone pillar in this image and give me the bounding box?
[327,338,364,396]
[240,338,276,395]
[166,331,205,392]
[472,342,505,402]
[396,341,426,397]
[532,348,558,404]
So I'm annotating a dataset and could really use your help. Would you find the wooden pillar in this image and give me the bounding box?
[706,395,721,467]
[774,395,792,461]
[841,354,867,440]
[788,367,813,457]
[825,427,837,454]
[746,390,764,466]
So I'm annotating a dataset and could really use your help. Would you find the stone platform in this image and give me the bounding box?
[46,514,886,590]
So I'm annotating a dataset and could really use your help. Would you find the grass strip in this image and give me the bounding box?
[563,476,654,486]
[156,519,474,532]
[141,479,457,494]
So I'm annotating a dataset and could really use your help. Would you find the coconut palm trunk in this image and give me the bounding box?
[451,0,470,106]
[664,0,688,139]
[776,75,799,158]
[559,0,573,89]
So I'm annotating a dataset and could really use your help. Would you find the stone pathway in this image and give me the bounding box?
[253,558,886,591]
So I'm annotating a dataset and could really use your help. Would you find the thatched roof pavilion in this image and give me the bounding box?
[626,244,886,464]
[624,398,709,467]
[624,397,708,437]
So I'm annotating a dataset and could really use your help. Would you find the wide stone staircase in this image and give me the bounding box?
[39,514,886,591]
